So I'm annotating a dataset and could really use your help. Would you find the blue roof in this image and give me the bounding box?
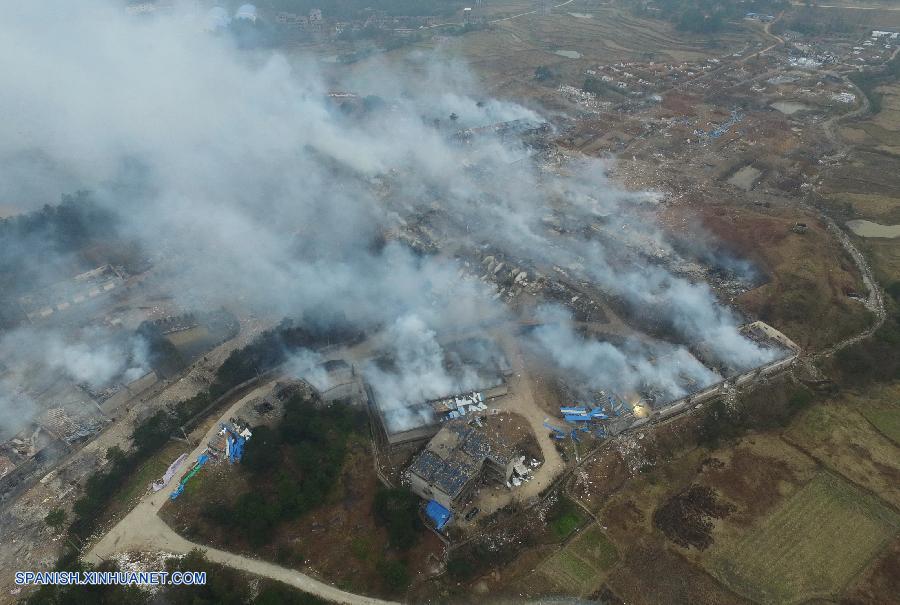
[564,413,592,422]
[425,500,452,530]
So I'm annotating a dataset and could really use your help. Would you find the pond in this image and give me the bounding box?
[846,220,900,238]
[771,101,809,115]
[727,165,762,191]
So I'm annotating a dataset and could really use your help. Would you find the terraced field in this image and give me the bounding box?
[539,524,619,596]
[706,472,900,605]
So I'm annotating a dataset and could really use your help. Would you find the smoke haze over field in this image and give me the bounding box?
[0,1,778,432]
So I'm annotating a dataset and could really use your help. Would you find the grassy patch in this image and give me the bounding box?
[862,404,900,447]
[569,525,619,571]
[707,472,900,604]
[538,524,619,596]
[116,441,188,508]
[541,549,596,590]
[785,400,900,509]
[547,496,588,540]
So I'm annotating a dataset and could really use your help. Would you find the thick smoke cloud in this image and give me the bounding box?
[0,327,150,439]
[0,1,776,432]
[530,306,721,403]
[363,315,502,431]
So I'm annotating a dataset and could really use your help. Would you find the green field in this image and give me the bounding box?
[569,525,619,572]
[707,472,900,604]
[546,496,589,540]
[862,404,900,447]
[539,524,619,595]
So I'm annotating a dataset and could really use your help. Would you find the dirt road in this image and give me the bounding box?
[461,331,566,520]
[85,379,398,605]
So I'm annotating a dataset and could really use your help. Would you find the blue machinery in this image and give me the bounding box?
[224,424,247,464]
[552,393,631,441]
[170,424,250,500]
[170,453,209,500]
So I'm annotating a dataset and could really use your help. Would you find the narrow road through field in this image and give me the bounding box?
[789,2,900,10]
[427,0,578,28]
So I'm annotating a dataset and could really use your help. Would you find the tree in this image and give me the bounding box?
[377,559,410,592]
[44,508,66,531]
[534,65,553,81]
[241,425,281,475]
[373,488,421,550]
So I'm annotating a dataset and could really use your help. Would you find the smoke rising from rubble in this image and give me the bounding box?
[530,306,721,404]
[0,1,776,432]
[1,327,150,388]
[363,315,502,431]
[0,327,150,439]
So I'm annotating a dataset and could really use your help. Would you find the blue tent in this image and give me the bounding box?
[425,500,452,530]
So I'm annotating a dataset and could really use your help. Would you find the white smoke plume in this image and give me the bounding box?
[363,315,502,431]
[0,1,777,433]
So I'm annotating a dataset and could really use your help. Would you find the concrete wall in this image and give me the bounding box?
[651,352,799,424]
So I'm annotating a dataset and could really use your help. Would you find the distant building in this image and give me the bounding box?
[205,6,231,31]
[235,4,257,22]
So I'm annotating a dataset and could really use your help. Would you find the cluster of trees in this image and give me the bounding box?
[534,65,554,82]
[373,487,422,550]
[0,191,145,327]
[583,76,626,98]
[212,317,360,396]
[849,52,900,115]
[697,382,815,448]
[67,445,138,542]
[205,392,366,546]
[66,316,361,544]
[24,549,325,605]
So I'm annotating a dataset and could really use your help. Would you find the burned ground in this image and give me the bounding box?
[653,485,734,551]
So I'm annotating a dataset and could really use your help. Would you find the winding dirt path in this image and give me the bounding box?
[85,379,399,605]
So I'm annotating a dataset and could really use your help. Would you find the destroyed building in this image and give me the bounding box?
[404,414,532,511]
[370,384,509,453]
[367,337,512,452]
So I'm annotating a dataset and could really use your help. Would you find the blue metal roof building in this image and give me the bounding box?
[425,500,452,530]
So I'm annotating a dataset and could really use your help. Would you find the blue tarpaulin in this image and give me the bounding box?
[425,500,452,530]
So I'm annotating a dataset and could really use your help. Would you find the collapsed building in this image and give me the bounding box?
[370,385,510,454]
[367,337,513,453]
[404,413,537,515]
[18,265,126,323]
